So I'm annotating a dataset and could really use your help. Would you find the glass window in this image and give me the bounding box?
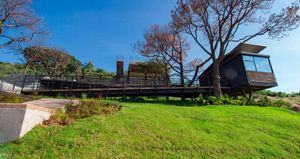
[254,57,272,73]
[243,55,272,73]
[244,61,257,71]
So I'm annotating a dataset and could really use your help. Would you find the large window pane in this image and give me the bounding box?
[243,55,272,73]
[243,55,254,62]
[254,57,272,73]
[244,61,257,71]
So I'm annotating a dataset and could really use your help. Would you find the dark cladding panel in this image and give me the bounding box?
[220,54,248,88]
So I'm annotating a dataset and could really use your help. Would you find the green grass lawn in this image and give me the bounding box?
[1,102,300,158]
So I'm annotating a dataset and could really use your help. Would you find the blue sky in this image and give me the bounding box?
[0,0,299,93]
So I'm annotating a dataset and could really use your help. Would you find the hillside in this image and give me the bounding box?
[1,103,300,158]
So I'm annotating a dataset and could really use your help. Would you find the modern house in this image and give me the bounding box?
[199,43,277,95]
[0,43,277,97]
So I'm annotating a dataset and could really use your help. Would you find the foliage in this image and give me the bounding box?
[80,93,88,99]
[0,93,31,103]
[134,60,166,75]
[0,60,113,79]
[197,94,292,108]
[257,90,289,98]
[257,90,300,98]
[272,99,292,108]
[62,56,83,76]
[1,103,300,158]
[43,100,121,126]
[0,62,24,77]
[206,96,222,105]
[198,95,248,106]
[83,62,95,76]
[66,100,105,119]
[83,61,115,79]
[256,96,272,106]
[43,110,73,126]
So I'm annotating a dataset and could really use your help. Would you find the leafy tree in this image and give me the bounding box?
[83,62,95,76]
[0,62,23,77]
[65,56,83,76]
[82,61,115,79]
[22,46,44,73]
[22,46,72,76]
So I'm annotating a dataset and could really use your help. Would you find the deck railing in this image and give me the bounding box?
[0,75,201,93]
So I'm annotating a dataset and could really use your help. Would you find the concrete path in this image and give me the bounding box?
[24,98,74,110]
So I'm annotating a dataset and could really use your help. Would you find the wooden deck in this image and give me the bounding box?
[22,86,231,97]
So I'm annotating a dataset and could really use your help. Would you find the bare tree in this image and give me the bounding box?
[172,0,300,97]
[0,0,46,51]
[135,24,193,88]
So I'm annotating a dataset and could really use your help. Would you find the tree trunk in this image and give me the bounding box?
[23,63,30,74]
[179,61,186,101]
[212,61,222,97]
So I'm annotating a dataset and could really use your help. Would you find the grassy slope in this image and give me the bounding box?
[1,103,300,159]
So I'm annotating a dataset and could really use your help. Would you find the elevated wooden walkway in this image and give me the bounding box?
[22,86,231,97]
[2,75,232,97]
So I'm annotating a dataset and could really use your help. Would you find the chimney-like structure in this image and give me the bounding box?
[116,60,124,82]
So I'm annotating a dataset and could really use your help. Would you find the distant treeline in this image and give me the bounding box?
[257,90,300,98]
[0,61,115,79]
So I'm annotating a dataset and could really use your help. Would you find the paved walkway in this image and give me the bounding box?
[24,98,74,110]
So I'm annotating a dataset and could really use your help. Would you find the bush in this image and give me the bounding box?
[198,95,208,105]
[81,93,88,99]
[199,95,249,106]
[44,100,121,126]
[0,93,25,103]
[207,96,223,105]
[271,100,292,108]
[66,100,121,119]
[44,110,73,126]
[256,96,272,106]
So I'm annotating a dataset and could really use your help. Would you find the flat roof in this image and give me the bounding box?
[233,43,266,54]
[199,43,268,76]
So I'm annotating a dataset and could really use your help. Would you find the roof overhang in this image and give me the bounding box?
[234,43,266,54]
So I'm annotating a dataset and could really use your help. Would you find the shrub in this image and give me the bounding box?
[0,93,25,103]
[66,100,120,119]
[198,94,293,108]
[81,93,88,99]
[127,96,146,102]
[256,96,272,106]
[271,100,292,108]
[198,95,208,105]
[207,96,223,105]
[44,100,121,126]
[44,110,73,126]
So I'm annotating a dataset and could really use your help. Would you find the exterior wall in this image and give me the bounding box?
[246,71,277,87]
[0,80,22,94]
[200,55,248,88]
[0,104,52,144]
[0,107,26,144]
[199,74,211,87]
[19,108,51,137]
[219,55,248,88]
[199,54,277,91]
